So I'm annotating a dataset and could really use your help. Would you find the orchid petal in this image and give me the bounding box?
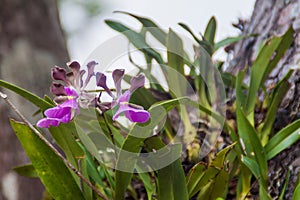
[67,61,83,88]
[118,90,131,103]
[44,106,72,122]
[66,72,75,86]
[83,61,97,88]
[112,103,150,123]
[96,72,114,98]
[67,61,81,76]
[112,69,125,97]
[37,118,60,128]
[125,108,150,123]
[64,87,78,98]
[51,67,67,82]
[129,74,145,92]
[60,99,78,110]
[50,82,66,96]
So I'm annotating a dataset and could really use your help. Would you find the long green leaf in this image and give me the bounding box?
[186,162,206,196]
[187,143,234,198]
[0,79,52,110]
[145,136,188,200]
[178,22,202,44]
[246,27,294,115]
[104,20,165,68]
[48,123,84,169]
[167,28,184,75]
[136,170,155,200]
[241,156,260,179]
[10,120,84,199]
[48,122,94,198]
[265,119,300,159]
[214,36,244,51]
[236,106,269,193]
[259,70,292,143]
[114,11,167,45]
[204,16,217,46]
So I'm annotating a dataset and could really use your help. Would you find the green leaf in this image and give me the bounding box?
[197,169,229,199]
[236,105,268,190]
[136,170,155,200]
[210,170,229,199]
[178,22,212,54]
[186,162,206,197]
[0,79,52,110]
[104,20,165,68]
[48,123,84,169]
[204,16,217,46]
[187,144,234,198]
[211,142,236,168]
[293,179,300,200]
[10,120,84,199]
[130,87,157,110]
[115,97,192,199]
[145,136,188,200]
[241,156,260,179]
[77,142,105,187]
[259,70,292,144]
[114,11,167,45]
[214,35,256,51]
[47,122,94,197]
[215,36,243,51]
[265,119,300,159]
[178,22,202,44]
[235,70,247,108]
[246,27,294,115]
[167,28,184,75]
[13,164,38,178]
[189,166,219,197]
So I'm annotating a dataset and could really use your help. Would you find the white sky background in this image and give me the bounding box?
[60,0,255,63]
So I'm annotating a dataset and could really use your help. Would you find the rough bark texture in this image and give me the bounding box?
[227,0,300,199]
[0,0,69,199]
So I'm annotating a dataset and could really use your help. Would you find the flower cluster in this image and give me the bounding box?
[37,61,150,128]
[96,69,150,123]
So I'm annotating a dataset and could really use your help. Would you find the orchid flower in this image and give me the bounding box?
[96,69,150,123]
[37,61,97,128]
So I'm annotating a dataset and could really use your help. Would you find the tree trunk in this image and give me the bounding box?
[227,0,300,198]
[0,0,69,199]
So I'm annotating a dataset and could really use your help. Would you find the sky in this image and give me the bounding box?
[60,0,255,63]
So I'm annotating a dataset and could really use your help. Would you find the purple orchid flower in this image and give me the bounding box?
[37,61,98,128]
[37,87,79,128]
[96,69,150,123]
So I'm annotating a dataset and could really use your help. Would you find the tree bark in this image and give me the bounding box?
[0,0,69,199]
[227,0,300,198]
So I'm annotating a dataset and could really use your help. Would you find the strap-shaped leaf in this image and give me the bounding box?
[167,28,184,75]
[10,119,84,200]
[265,118,300,160]
[104,20,165,67]
[259,70,292,144]
[145,136,188,200]
[246,27,294,116]
[204,16,217,46]
[114,11,167,45]
[236,106,270,198]
[0,79,52,110]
